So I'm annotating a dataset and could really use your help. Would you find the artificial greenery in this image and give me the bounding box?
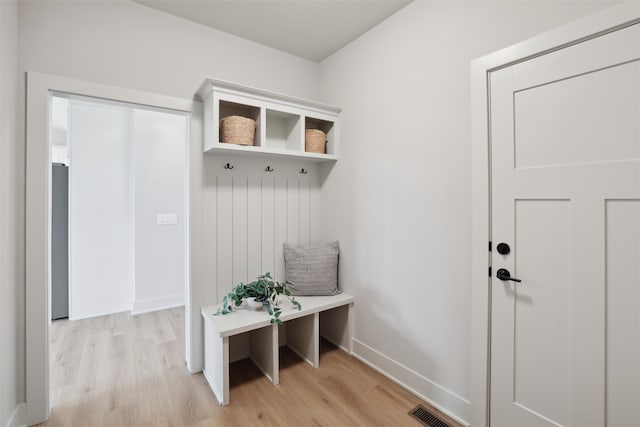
[215,272,301,324]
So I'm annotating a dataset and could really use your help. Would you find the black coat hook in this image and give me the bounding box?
[224,163,234,170]
[300,168,308,174]
[265,166,274,172]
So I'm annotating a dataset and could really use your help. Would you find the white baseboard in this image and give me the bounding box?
[352,338,470,426]
[4,403,26,427]
[132,293,185,315]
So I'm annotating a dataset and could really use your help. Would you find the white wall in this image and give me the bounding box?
[68,100,133,320]
[67,101,188,319]
[133,109,187,314]
[0,1,22,425]
[318,1,616,422]
[18,1,319,102]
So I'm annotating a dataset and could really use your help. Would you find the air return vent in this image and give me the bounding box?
[408,405,451,427]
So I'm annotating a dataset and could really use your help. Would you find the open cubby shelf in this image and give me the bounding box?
[197,78,340,162]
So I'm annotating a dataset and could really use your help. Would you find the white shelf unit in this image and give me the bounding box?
[197,78,340,162]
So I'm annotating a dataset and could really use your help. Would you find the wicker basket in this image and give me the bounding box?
[305,129,326,154]
[220,116,256,146]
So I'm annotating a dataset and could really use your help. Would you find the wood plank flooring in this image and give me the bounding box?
[40,307,461,427]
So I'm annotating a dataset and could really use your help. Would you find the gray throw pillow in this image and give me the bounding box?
[284,241,339,296]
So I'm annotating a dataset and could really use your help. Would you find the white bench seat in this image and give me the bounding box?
[201,293,354,405]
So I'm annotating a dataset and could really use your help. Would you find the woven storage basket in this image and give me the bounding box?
[220,115,256,146]
[305,129,326,154]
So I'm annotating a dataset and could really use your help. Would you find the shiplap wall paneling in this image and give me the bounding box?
[216,173,234,303]
[247,176,262,280]
[201,167,218,309]
[273,177,288,281]
[286,179,300,247]
[261,176,276,277]
[204,156,319,302]
[299,179,311,245]
[232,176,248,286]
[204,156,320,361]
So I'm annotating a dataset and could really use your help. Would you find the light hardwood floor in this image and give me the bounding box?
[40,307,461,427]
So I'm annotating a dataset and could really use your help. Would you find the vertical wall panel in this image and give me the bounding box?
[287,180,300,245]
[309,176,322,243]
[204,158,319,301]
[274,178,288,282]
[299,179,311,245]
[216,174,233,301]
[247,176,262,281]
[202,173,218,304]
[232,177,248,286]
[261,176,276,277]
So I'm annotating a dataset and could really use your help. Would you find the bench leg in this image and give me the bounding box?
[203,317,230,406]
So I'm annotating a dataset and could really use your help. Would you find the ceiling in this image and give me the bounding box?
[132,0,412,62]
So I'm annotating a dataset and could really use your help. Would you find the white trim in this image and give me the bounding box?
[352,339,470,427]
[129,103,137,318]
[131,294,185,315]
[25,71,196,425]
[66,95,74,322]
[186,101,204,374]
[196,77,341,115]
[183,103,193,369]
[470,3,640,427]
[4,403,26,427]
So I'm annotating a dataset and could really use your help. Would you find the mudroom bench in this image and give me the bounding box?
[201,293,354,405]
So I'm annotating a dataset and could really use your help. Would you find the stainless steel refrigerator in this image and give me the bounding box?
[52,163,69,320]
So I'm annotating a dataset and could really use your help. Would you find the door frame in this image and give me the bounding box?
[25,72,203,425]
[470,3,640,426]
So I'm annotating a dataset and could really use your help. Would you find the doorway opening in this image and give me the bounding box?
[48,92,190,418]
[26,72,197,425]
[49,93,188,321]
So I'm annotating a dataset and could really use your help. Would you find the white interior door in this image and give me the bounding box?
[490,23,640,427]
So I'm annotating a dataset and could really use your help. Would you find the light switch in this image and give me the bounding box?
[157,213,178,225]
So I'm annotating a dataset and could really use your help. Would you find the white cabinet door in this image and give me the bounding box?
[490,23,640,427]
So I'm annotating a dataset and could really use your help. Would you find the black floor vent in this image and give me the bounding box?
[408,405,451,427]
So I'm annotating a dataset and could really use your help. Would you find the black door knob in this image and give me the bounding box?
[496,268,522,283]
[497,243,510,255]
